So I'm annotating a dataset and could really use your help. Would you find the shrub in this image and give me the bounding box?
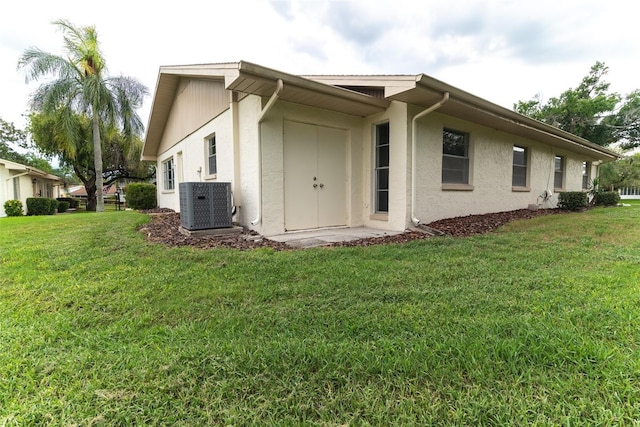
[125,183,157,210]
[27,197,58,216]
[4,200,23,217]
[57,197,79,209]
[57,201,70,213]
[594,191,620,206]
[557,192,588,211]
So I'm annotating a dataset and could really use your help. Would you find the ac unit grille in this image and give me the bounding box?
[179,182,232,230]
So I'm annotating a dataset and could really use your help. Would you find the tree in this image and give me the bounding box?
[0,117,27,162]
[1,116,57,172]
[598,153,640,190]
[18,19,147,212]
[29,110,154,211]
[514,62,640,149]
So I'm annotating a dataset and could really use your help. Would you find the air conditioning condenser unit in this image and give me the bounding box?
[179,182,233,230]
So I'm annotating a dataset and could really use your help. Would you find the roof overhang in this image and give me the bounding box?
[0,158,63,182]
[142,61,390,160]
[389,74,621,162]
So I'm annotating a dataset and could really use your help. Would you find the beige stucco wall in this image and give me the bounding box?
[1,165,61,216]
[256,99,365,236]
[156,108,234,213]
[362,101,410,232]
[412,111,599,224]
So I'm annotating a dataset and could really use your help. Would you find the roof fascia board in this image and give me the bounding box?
[233,61,390,109]
[412,75,620,160]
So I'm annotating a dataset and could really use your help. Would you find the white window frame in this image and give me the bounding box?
[554,155,565,190]
[162,157,175,191]
[582,161,591,190]
[512,145,529,189]
[374,122,390,214]
[207,135,217,176]
[442,128,470,185]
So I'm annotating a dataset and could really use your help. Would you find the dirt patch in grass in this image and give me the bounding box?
[139,208,568,250]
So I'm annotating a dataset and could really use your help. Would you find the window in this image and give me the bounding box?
[442,128,469,184]
[554,156,564,189]
[162,157,175,191]
[12,177,20,200]
[208,135,217,175]
[512,146,528,187]
[582,161,591,189]
[374,122,390,213]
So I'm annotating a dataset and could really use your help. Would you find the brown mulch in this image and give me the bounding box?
[137,208,568,250]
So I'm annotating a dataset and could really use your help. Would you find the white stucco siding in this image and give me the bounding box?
[362,101,410,232]
[256,100,365,236]
[236,95,262,232]
[412,112,596,224]
[155,110,234,213]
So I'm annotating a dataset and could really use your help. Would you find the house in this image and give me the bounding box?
[1,158,64,216]
[141,61,619,236]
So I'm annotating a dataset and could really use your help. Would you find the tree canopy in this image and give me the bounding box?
[1,116,57,173]
[514,62,640,150]
[18,19,148,211]
[28,110,154,210]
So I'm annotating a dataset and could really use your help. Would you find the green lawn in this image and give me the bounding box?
[1,204,640,425]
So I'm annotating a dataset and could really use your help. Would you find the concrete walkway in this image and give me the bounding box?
[267,226,404,249]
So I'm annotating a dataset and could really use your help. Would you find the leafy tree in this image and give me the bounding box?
[0,117,27,162]
[18,19,148,212]
[1,116,57,172]
[598,153,640,190]
[29,110,154,211]
[514,62,640,149]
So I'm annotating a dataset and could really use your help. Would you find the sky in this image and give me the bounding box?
[1,0,638,137]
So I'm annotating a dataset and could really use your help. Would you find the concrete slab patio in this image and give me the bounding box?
[267,227,404,249]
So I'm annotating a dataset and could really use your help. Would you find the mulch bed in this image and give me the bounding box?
[137,208,568,250]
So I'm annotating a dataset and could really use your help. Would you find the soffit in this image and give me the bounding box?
[143,62,390,160]
[389,78,620,161]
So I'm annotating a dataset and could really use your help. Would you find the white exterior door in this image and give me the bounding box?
[284,121,347,231]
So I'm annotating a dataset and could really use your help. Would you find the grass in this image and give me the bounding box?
[1,203,640,425]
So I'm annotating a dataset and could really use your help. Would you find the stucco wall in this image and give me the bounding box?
[155,109,234,213]
[362,101,410,232]
[256,99,365,236]
[412,111,598,224]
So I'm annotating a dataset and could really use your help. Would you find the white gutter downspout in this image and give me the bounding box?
[411,91,449,226]
[251,78,284,226]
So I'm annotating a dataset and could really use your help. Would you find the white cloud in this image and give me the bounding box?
[1,0,638,132]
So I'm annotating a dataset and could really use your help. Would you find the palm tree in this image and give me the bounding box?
[18,19,148,212]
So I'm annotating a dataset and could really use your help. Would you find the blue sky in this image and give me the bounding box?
[1,0,638,133]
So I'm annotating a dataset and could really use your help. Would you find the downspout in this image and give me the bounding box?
[251,78,284,226]
[231,92,242,207]
[410,91,449,226]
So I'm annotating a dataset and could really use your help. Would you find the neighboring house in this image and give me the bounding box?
[1,158,63,217]
[142,61,619,237]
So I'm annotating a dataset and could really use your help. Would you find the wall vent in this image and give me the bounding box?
[179,182,232,230]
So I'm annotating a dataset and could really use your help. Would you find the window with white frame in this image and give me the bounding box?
[512,146,528,187]
[374,122,390,213]
[554,155,565,189]
[207,135,217,175]
[162,157,175,191]
[442,128,469,184]
[582,161,591,189]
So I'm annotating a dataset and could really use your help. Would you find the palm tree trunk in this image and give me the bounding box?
[92,112,105,212]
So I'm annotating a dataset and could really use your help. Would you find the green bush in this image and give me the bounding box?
[557,191,588,211]
[594,191,621,206]
[57,201,70,213]
[4,200,23,216]
[125,183,157,210]
[57,197,79,209]
[27,197,58,216]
